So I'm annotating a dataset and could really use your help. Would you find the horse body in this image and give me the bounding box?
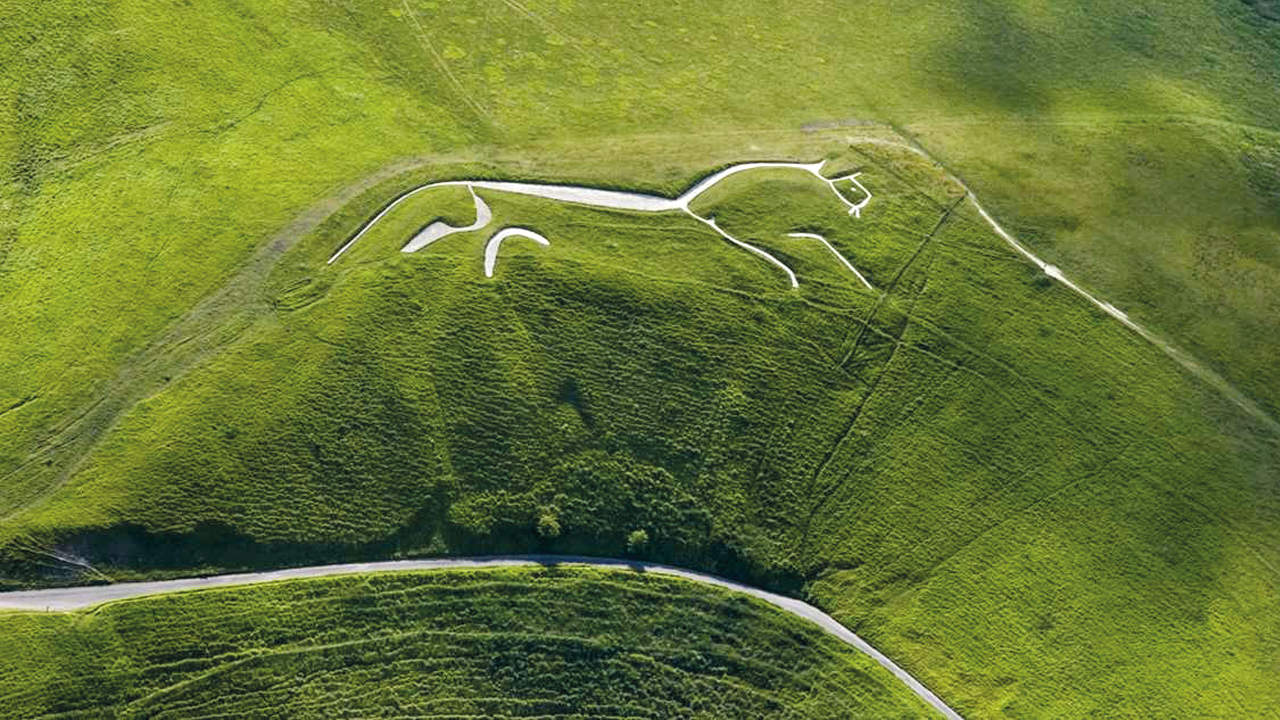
[326,161,873,290]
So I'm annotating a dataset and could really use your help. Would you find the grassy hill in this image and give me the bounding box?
[0,566,939,718]
[5,138,1277,718]
[3,1,1279,718]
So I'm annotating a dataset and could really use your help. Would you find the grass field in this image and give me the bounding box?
[0,566,939,718]
[5,141,1277,717]
[3,1,1280,718]
[4,1,1280,498]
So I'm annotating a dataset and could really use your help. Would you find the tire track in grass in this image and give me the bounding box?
[500,0,590,54]
[397,0,491,124]
[836,196,965,370]
[849,135,1280,435]
[802,197,964,540]
[882,440,1139,606]
[799,241,946,551]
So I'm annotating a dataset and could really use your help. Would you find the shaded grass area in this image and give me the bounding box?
[4,144,1278,717]
[0,566,938,719]
[4,2,1280,718]
[5,0,1280,513]
[0,132,900,522]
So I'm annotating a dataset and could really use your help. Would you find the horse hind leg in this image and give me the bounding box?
[401,186,494,253]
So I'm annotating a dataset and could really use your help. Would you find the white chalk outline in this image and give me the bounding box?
[326,161,873,291]
[787,232,875,290]
[484,227,549,277]
[0,555,963,719]
[403,186,492,253]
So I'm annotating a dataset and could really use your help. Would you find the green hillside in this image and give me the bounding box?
[0,566,939,718]
[3,1,1279,718]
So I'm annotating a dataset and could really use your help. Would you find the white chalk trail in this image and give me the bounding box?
[847,135,1277,432]
[974,195,1280,432]
[787,232,875,290]
[484,227,549,277]
[677,161,871,217]
[325,161,874,292]
[0,555,962,719]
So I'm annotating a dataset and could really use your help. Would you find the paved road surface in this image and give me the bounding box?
[0,554,962,719]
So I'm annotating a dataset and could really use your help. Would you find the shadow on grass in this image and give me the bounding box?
[0,511,806,599]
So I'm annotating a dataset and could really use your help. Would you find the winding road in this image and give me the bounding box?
[10,137,1265,720]
[0,555,962,720]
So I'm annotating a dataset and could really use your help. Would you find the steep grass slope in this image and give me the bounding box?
[3,2,1280,508]
[0,566,938,718]
[6,143,1278,717]
[3,2,1280,718]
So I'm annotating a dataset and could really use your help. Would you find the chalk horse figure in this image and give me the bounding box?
[327,161,873,289]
